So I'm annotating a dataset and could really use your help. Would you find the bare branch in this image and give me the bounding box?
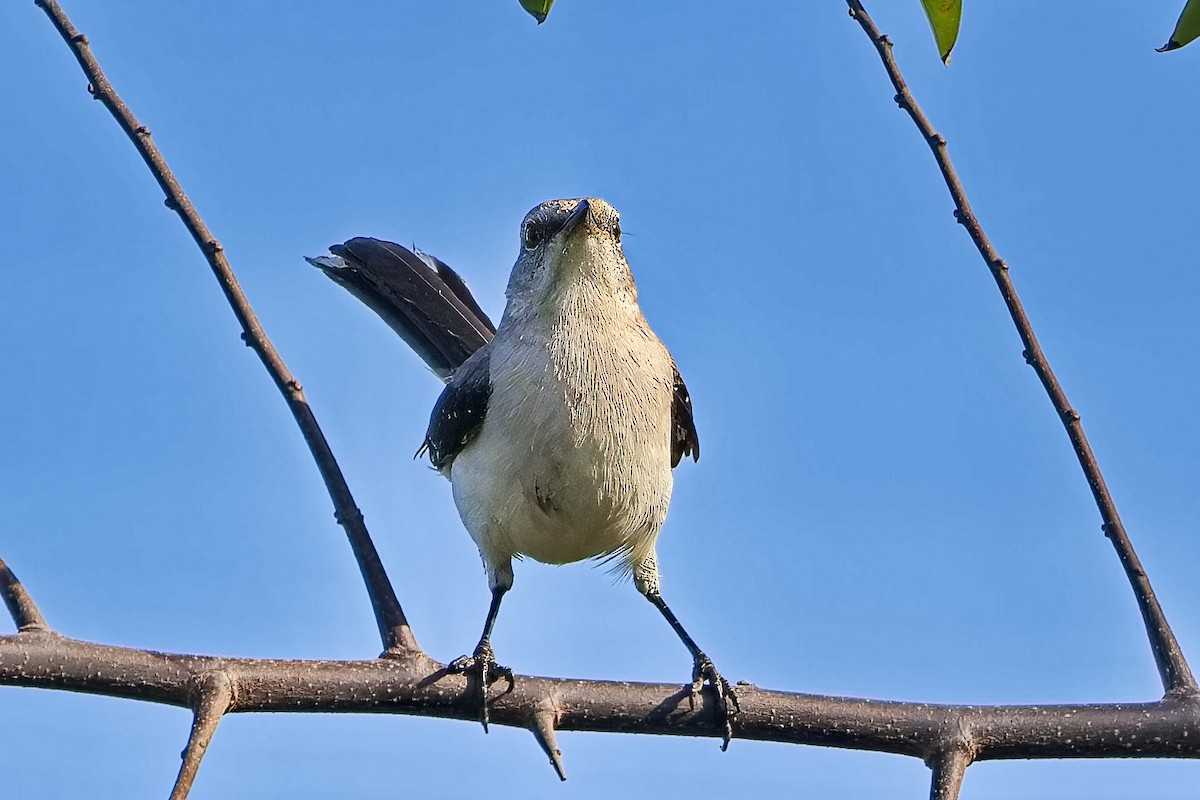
[30,0,417,656]
[0,559,48,632]
[844,0,1197,696]
[169,672,235,800]
[2,632,1200,762]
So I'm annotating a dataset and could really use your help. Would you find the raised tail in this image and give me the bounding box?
[307,238,496,381]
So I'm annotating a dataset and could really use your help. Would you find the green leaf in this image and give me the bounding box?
[520,0,554,25]
[920,0,962,65]
[1158,0,1200,51]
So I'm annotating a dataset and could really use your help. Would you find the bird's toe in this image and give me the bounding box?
[690,653,739,751]
[447,641,514,732]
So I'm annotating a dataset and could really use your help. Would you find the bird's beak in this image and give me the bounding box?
[559,199,591,238]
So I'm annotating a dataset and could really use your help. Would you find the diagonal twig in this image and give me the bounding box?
[32,0,417,656]
[845,0,1196,698]
[0,559,49,632]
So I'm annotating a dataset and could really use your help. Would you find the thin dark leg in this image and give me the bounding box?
[643,589,739,750]
[478,585,506,646]
[448,586,513,732]
[645,590,706,662]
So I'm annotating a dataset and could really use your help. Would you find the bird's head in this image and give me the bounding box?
[504,198,637,315]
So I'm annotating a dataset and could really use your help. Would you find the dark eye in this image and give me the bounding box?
[614,220,622,241]
[522,222,544,250]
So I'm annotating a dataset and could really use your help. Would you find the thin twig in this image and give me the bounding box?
[32,0,416,655]
[0,559,48,632]
[927,746,971,800]
[845,0,1196,696]
[169,671,234,800]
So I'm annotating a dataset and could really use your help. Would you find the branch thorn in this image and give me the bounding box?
[531,703,567,781]
[169,671,234,800]
[927,745,972,800]
[0,558,49,632]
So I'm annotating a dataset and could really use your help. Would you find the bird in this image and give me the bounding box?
[307,198,737,746]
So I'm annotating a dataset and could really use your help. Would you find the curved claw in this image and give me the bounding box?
[689,653,739,751]
[448,641,514,732]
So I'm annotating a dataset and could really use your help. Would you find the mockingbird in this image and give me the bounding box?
[308,198,737,745]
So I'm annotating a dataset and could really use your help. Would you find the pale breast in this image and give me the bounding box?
[450,302,676,569]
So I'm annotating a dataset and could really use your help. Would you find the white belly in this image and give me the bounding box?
[448,310,675,576]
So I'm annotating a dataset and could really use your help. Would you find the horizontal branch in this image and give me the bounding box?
[3,630,1199,762]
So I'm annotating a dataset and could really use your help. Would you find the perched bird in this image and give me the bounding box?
[308,198,736,745]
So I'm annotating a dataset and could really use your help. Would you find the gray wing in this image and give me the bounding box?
[670,362,700,468]
[418,347,492,471]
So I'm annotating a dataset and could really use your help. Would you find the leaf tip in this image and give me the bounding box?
[519,0,553,24]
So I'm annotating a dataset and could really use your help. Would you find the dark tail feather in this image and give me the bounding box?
[307,237,496,381]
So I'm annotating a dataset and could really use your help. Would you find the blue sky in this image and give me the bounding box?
[3,1,1199,797]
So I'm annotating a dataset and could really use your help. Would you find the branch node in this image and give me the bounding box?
[929,132,946,147]
[952,208,968,226]
[893,93,907,109]
[1062,408,1080,423]
[287,379,303,393]
[69,32,86,45]
[205,240,223,254]
[334,507,365,527]
[530,701,567,781]
[135,125,150,136]
[991,258,1008,272]
[164,196,179,210]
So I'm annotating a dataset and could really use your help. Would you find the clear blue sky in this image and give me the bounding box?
[3,1,1199,797]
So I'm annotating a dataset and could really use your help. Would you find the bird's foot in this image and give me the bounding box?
[448,641,514,732]
[689,653,739,751]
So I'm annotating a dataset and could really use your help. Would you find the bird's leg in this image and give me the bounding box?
[636,553,739,750]
[448,585,514,732]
